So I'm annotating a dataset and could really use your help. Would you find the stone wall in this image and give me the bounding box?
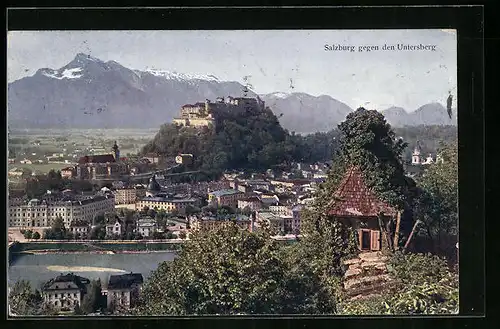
[342,251,395,300]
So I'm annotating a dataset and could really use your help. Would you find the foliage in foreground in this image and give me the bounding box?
[136,224,334,315]
[339,252,459,315]
[8,280,57,316]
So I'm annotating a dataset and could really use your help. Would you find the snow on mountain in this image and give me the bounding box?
[41,67,83,80]
[266,92,290,99]
[144,68,220,82]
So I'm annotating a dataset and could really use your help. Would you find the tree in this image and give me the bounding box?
[137,224,332,315]
[152,231,166,240]
[8,280,44,316]
[413,141,458,257]
[89,226,106,240]
[32,232,41,240]
[80,279,104,314]
[23,230,33,239]
[185,205,201,216]
[43,216,67,240]
[147,208,157,218]
[178,231,187,239]
[296,108,417,306]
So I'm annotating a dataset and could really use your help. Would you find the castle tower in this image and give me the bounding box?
[411,142,422,165]
[112,141,120,161]
[205,99,210,112]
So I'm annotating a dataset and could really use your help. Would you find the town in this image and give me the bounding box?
[7,96,456,316]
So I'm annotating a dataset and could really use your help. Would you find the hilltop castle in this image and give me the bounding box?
[173,96,266,128]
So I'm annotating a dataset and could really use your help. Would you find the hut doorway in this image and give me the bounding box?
[360,229,371,251]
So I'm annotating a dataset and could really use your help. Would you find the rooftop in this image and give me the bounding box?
[209,189,243,197]
[108,273,144,290]
[43,273,90,291]
[78,154,116,164]
[328,166,397,218]
[140,196,198,203]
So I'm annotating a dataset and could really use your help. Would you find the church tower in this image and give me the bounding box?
[112,141,120,161]
[411,142,422,165]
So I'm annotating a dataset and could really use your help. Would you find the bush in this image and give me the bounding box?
[387,252,449,284]
[23,230,33,239]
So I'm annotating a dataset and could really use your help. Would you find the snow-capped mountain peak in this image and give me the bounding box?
[144,68,220,82]
[40,67,83,80]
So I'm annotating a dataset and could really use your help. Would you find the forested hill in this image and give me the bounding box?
[142,106,457,174]
[141,106,304,174]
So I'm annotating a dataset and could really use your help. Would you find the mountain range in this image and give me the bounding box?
[7,53,457,133]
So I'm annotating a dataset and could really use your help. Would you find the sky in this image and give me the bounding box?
[7,29,457,111]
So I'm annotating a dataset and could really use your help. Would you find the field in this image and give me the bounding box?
[9,162,71,174]
[8,128,158,170]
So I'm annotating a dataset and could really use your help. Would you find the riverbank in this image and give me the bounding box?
[16,249,177,255]
[9,241,182,260]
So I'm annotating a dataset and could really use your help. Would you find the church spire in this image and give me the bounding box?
[112,141,120,161]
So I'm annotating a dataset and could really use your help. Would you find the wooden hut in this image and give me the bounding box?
[328,166,398,252]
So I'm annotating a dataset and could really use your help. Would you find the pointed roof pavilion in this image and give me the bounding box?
[328,166,397,218]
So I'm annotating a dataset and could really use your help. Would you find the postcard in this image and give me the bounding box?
[7,28,458,316]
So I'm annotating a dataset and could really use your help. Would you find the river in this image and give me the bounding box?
[8,252,177,290]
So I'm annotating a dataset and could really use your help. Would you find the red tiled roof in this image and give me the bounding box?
[78,154,116,164]
[328,166,396,218]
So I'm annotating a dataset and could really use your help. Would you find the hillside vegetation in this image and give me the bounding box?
[142,103,457,174]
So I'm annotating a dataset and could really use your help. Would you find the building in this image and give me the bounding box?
[8,194,115,229]
[136,217,157,237]
[69,220,90,236]
[208,189,245,208]
[411,143,422,165]
[61,167,76,179]
[255,211,285,233]
[259,194,280,208]
[75,142,128,180]
[327,166,398,252]
[106,273,144,310]
[42,273,90,310]
[237,196,262,212]
[175,154,194,165]
[106,217,124,237]
[136,196,200,213]
[268,205,290,215]
[172,97,266,128]
[142,153,161,164]
[422,154,435,165]
[190,215,252,232]
[114,188,138,204]
[290,204,304,234]
[145,175,162,197]
[173,101,215,128]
